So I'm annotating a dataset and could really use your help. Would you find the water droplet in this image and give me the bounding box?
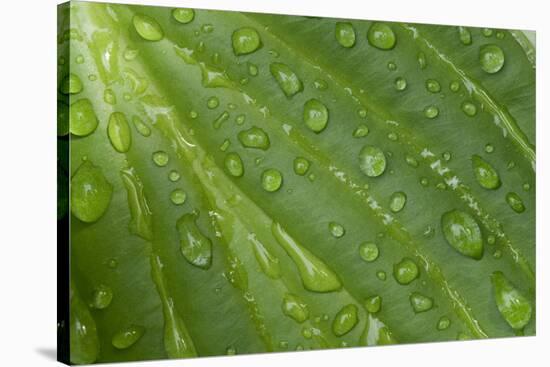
[487,234,496,245]
[424,105,439,119]
[247,63,259,77]
[461,101,477,117]
[107,258,118,269]
[232,27,262,55]
[426,79,441,93]
[261,169,283,192]
[387,61,397,71]
[238,126,270,150]
[112,325,145,349]
[449,80,460,92]
[207,96,219,109]
[441,210,483,259]
[507,160,516,170]
[133,14,163,41]
[359,242,379,262]
[168,170,180,182]
[423,225,435,238]
[123,48,139,61]
[107,112,132,153]
[224,152,244,177]
[417,51,427,69]
[335,22,356,48]
[437,316,451,330]
[367,23,396,50]
[482,28,493,37]
[314,78,328,90]
[279,340,289,349]
[152,151,169,167]
[170,189,187,205]
[332,304,358,336]
[132,116,151,137]
[357,108,368,118]
[389,191,407,213]
[201,23,214,33]
[409,292,434,313]
[90,284,113,309]
[172,8,195,24]
[458,26,472,45]
[393,258,419,285]
[522,183,531,191]
[270,62,303,97]
[88,74,97,81]
[177,211,212,269]
[491,271,532,330]
[303,99,329,133]
[359,145,386,177]
[353,124,370,138]
[120,167,153,240]
[248,233,281,279]
[213,111,230,129]
[328,222,345,238]
[472,154,501,189]
[479,44,505,74]
[420,177,429,187]
[70,285,99,364]
[505,192,525,213]
[75,55,84,64]
[442,151,452,161]
[394,77,407,91]
[376,270,387,281]
[365,295,382,313]
[405,154,419,167]
[293,157,310,176]
[272,222,342,292]
[71,160,113,223]
[493,249,503,259]
[60,73,83,95]
[235,114,246,125]
[70,99,98,136]
[485,143,494,153]
[281,293,309,323]
[103,88,116,105]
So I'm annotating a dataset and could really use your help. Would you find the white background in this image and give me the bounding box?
[0,0,547,365]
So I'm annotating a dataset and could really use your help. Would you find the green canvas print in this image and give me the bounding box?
[57,1,536,364]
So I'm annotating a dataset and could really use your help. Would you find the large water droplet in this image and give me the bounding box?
[272,222,342,292]
[224,152,244,177]
[281,293,309,323]
[358,145,386,177]
[458,26,472,45]
[409,292,434,313]
[367,23,396,50]
[505,192,525,213]
[303,99,329,133]
[112,325,145,349]
[393,258,419,285]
[472,154,500,189]
[133,14,163,41]
[491,271,532,330]
[90,284,113,309]
[120,167,153,240]
[70,285,99,364]
[70,99,98,136]
[107,112,132,153]
[60,73,83,94]
[177,211,213,269]
[238,126,270,150]
[328,222,345,238]
[389,191,407,213]
[359,242,379,262]
[270,62,303,97]
[441,210,483,259]
[335,22,356,48]
[365,295,382,313]
[232,27,262,55]
[479,44,505,74]
[332,304,358,336]
[261,169,283,192]
[152,151,169,167]
[71,161,113,223]
[172,8,195,24]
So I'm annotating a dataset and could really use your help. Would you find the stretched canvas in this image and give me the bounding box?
[57,1,536,364]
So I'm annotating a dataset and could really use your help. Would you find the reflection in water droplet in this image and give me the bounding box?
[365,295,382,313]
[207,96,219,109]
[168,170,180,182]
[376,270,387,281]
[437,316,451,330]
[60,73,83,94]
[426,79,441,93]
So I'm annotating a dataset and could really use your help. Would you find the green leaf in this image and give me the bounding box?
[59,2,535,364]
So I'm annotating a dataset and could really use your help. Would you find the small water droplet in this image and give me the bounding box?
[420,177,429,186]
[132,116,151,137]
[487,234,496,245]
[314,78,328,90]
[75,55,85,64]
[424,105,439,119]
[485,143,494,153]
[365,295,382,313]
[387,132,398,141]
[410,292,434,313]
[353,124,370,138]
[358,145,386,177]
[387,61,397,71]
[472,154,500,189]
[394,77,407,91]
[71,160,113,223]
[359,242,379,262]
[170,189,187,205]
[238,126,270,150]
[357,108,368,118]
[123,48,139,61]
[270,62,303,97]
[482,28,493,37]
[112,325,145,349]
[376,270,387,281]
[224,152,244,177]
[107,258,118,269]
[293,157,310,176]
[232,27,262,55]
[88,74,97,81]
[152,151,169,167]
[423,225,435,238]
[281,293,309,323]
[90,284,113,309]
[389,191,407,213]
[207,96,219,109]
[261,169,283,192]
[247,62,259,77]
[505,192,525,213]
[461,101,477,117]
[479,44,505,74]
[107,112,132,153]
[60,73,83,95]
[168,170,180,182]
[522,183,531,191]
[426,79,441,93]
[303,99,329,133]
[491,271,532,330]
[335,22,356,48]
[437,316,451,330]
[219,139,231,152]
[213,110,230,129]
[201,23,214,33]
[417,51,427,69]
[393,258,419,285]
[332,304,358,336]
[442,151,452,161]
[172,8,195,24]
[367,23,396,50]
[441,210,483,259]
[133,14,163,41]
[328,222,345,238]
[493,249,502,259]
[458,26,472,45]
[405,154,419,167]
[449,80,460,92]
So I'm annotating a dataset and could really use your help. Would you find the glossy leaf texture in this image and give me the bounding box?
[58,1,536,364]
